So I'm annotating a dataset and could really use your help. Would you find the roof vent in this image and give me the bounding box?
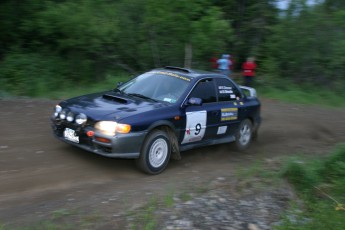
[164,66,192,73]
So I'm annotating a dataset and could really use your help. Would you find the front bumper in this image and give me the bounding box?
[51,120,147,159]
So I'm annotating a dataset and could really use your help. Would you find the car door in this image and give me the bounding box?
[214,77,243,136]
[181,78,220,144]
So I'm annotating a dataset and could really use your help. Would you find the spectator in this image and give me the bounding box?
[242,57,257,87]
[229,55,235,71]
[217,54,232,77]
[210,54,219,71]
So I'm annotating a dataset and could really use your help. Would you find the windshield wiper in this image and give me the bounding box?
[128,93,158,102]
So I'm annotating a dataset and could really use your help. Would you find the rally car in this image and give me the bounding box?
[51,66,261,174]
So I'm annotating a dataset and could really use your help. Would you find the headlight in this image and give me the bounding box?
[95,121,131,136]
[54,105,62,117]
[75,113,87,125]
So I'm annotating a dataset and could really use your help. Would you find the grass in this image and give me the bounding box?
[276,144,345,230]
[45,74,131,100]
[128,197,159,230]
[2,72,344,108]
[256,82,345,107]
[0,73,131,100]
[0,208,104,230]
[163,189,175,207]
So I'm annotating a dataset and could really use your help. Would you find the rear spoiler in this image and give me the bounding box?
[240,86,257,98]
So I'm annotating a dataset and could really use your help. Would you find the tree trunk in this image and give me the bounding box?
[184,43,192,69]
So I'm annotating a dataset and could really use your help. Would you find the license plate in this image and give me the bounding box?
[63,128,79,143]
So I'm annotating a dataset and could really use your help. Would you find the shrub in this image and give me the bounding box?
[0,51,68,96]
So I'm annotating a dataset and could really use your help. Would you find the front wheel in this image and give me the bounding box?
[235,119,253,151]
[136,130,171,175]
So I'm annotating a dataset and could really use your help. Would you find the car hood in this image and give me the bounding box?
[60,91,167,121]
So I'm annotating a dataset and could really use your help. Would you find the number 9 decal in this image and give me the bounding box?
[182,111,207,144]
[195,123,201,135]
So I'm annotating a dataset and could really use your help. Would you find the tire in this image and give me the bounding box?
[136,130,171,175]
[235,119,253,151]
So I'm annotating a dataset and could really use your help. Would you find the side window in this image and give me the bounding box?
[189,79,217,103]
[216,78,241,102]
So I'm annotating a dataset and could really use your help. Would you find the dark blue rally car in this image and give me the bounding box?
[51,66,261,174]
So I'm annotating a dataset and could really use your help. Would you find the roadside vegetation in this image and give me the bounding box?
[0,209,104,230]
[256,81,345,107]
[278,144,345,230]
[1,0,344,100]
[1,69,345,108]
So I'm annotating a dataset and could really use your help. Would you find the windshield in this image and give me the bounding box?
[119,71,190,103]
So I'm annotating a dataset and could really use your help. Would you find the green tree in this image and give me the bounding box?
[1,0,344,97]
[96,0,233,71]
[22,0,120,81]
[261,1,345,90]
[214,0,279,68]
[0,0,45,58]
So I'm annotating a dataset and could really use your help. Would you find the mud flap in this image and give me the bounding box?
[167,128,181,160]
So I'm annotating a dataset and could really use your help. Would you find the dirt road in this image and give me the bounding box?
[0,98,344,227]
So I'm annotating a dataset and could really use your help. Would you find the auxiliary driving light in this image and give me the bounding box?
[54,105,62,117]
[59,110,67,119]
[66,112,74,122]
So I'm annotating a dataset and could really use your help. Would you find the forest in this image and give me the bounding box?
[0,0,344,97]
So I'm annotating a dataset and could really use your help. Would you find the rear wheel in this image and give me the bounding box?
[136,130,171,175]
[235,119,253,151]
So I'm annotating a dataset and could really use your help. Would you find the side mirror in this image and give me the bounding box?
[187,97,202,106]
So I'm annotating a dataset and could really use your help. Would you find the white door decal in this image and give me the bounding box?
[182,111,207,144]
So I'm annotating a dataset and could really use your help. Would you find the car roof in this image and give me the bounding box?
[152,66,226,81]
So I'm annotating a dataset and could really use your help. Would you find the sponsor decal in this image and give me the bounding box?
[218,86,233,94]
[219,90,233,94]
[217,126,228,135]
[221,108,238,121]
[151,71,190,81]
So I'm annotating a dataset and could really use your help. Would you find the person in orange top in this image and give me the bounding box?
[242,57,257,87]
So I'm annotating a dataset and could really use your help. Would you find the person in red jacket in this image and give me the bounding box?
[210,56,219,71]
[242,57,257,87]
